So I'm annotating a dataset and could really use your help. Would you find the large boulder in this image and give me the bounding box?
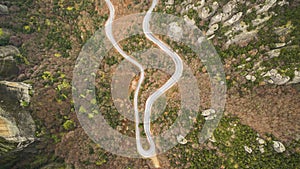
[0,81,32,103]
[0,81,35,156]
[0,4,8,15]
[0,45,20,79]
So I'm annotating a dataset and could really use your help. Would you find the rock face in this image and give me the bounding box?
[0,4,9,15]
[288,71,300,84]
[273,141,286,153]
[224,12,243,26]
[0,4,36,157]
[0,81,32,103]
[225,30,258,48]
[0,81,35,156]
[256,0,277,14]
[263,69,290,85]
[206,24,219,36]
[0,45,20,79]
[174,0,299,86]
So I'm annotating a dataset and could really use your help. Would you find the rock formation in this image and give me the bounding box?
[0,3,36,158]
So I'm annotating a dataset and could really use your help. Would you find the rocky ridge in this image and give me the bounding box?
[0,3,35,157]
[163,0,299,86]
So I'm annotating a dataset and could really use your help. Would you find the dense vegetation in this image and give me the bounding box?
[0,0,299,168]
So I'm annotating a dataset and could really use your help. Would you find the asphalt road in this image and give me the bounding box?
[104,0,183,158]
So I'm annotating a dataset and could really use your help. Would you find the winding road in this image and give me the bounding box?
[104,0,183,158]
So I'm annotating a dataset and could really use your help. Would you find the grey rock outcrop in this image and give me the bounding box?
[0,81,35,155]
[209,13,223,26]
[278,0,289,6]
[232,22,248,33]
[288,71,300,84]
[206,24,219,36]
[173,0,298,87]
[266,49,281,58]
[199,6,213,19]
[263,69,290,85]
[223,1,236,14]
[0,81,32,103]
[0,45,20,78]
[0,4,8,15]
[225,30,258,48]
[224,12,243,26]
[256,0,277,14]
[252,14,273,26]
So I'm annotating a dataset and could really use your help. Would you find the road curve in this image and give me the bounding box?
[140,0,183,157]
[104,0,149,157]
[104,0,183,158]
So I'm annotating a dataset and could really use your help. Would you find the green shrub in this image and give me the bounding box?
[62,120,75,131]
